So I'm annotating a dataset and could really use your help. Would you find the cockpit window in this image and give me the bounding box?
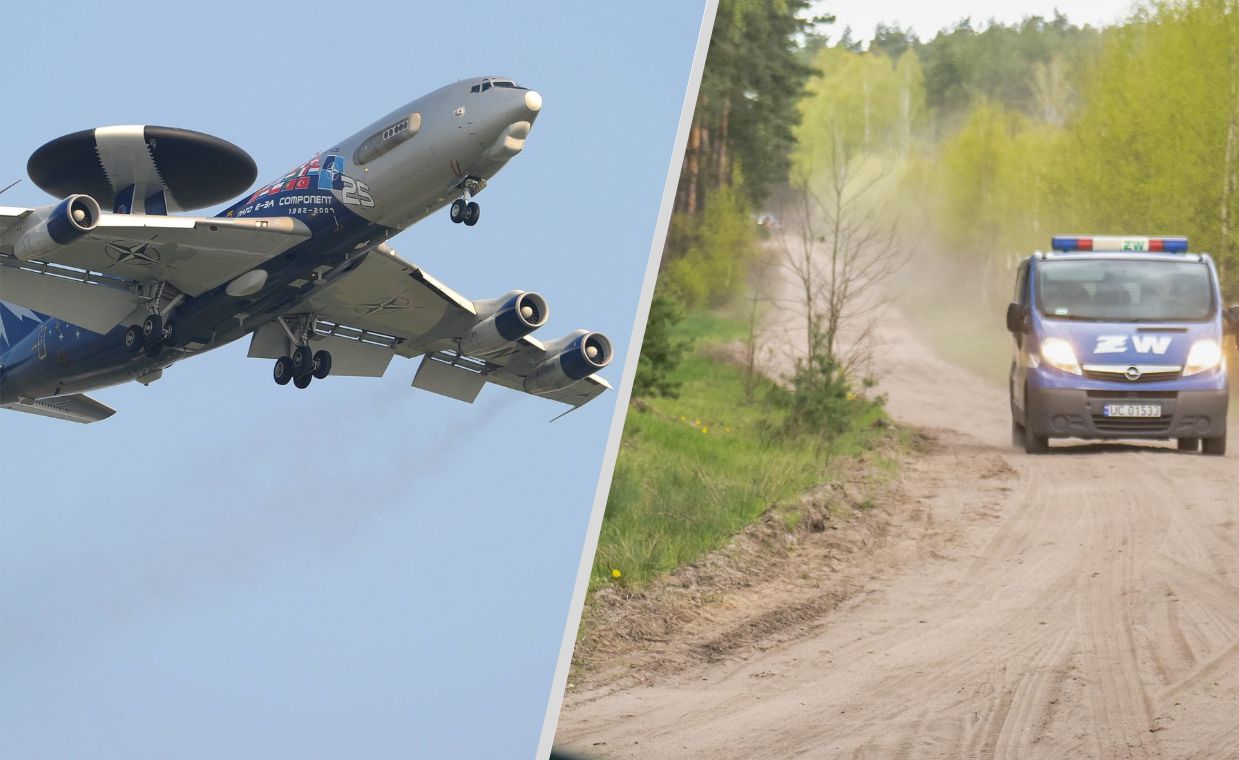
[471,78,526,93]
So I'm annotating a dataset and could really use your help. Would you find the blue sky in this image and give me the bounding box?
[0,2,707,758]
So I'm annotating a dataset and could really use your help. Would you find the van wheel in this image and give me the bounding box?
[1023,385,1049,454]
[1203,435,1227,456]
[1011,418,1026,449]
[1177,437,1200,452]
[1024,426,1049,454]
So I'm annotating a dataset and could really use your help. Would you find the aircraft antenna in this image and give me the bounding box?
[0,179,20,197]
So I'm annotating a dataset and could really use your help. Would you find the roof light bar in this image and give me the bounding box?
[1050,235,1188,253]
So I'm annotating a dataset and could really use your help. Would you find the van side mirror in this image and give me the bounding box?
[1005,302,1027,334]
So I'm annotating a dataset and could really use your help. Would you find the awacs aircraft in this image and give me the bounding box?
[0,77,613,423]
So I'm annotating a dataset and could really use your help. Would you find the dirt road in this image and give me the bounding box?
[556,310,1239,759]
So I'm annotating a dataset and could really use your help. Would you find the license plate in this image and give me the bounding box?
[1103,403,1162,418]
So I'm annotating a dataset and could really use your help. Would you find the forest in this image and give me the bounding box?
[658,0,1238,324]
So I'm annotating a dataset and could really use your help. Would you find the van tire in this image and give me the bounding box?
[1011,418,1026,449]
[1203,435,1227,456]
[1024,426,1049,454]
[1022,385,1049,454]
[1177,437,1200,452]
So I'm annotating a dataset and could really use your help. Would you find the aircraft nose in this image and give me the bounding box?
[523,90,542,115]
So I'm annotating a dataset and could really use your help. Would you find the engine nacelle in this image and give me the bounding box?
[523,330,613,394]
[461,290,549,356]
[12,194,101,261]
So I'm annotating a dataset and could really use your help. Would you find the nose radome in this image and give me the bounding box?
[524,90,542,114]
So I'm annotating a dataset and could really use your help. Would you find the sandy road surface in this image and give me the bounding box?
[557,310,1239,759]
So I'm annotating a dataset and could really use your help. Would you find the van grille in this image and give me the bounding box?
[1091,415,1173,434]
[1085,390,1178,400]
[1082,367,1181,383]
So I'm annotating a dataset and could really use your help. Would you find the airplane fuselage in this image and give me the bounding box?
[0,78,541,405]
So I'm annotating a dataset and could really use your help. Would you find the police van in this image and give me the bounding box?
[1007,236,1239,455]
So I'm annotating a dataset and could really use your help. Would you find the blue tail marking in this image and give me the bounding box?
[0,301,48,355]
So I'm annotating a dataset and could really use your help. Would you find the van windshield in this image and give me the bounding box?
[1037,259,1215,322]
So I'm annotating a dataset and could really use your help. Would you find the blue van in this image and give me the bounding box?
[1007,236,1239,455]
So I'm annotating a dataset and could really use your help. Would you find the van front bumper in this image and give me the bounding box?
[1025,369,1229,440]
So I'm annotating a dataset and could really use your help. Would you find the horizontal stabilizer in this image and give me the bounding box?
[3,393,116,423]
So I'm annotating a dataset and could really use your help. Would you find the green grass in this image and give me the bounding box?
[592,310,889,587]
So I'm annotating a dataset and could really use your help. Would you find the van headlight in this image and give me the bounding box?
[1183,339,1223,376]
[1040,337,1082,375]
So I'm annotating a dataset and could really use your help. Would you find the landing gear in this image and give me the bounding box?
[271,314,332,389]
[291,345,314,377]
[132,282,184,361]
[312,350,332,379]
[272,347,332,388]
[142,313,164,344]
[124,325,144,354]
[449,198,481,226]
[273,356,293,385]
[138,309,177,359]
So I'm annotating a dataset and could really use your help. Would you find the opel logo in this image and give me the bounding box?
[1124,366,1142,381]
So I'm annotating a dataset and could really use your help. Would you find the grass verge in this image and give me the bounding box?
[591,310,890,588]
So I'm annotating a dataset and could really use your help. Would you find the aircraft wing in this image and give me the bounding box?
[297,244,479,358]
[271,246,612,408]
[0,206,310,332]
[416,340,614,409]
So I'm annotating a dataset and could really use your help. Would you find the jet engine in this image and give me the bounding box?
[12,194,101,261]
[523,330,613,394]
[460,290,549,356]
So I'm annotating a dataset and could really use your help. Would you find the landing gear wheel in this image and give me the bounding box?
[450,198,467,223]
[293,373,313,389]
[291,345,314,377]
[143,341,165,359]
[463,201,480,227]
[124,325,144,354]
[273,356,293,386]
[1177,437,1200,452]
[1203,435,1227,456]
[142,313,164,345]
[312,350,333,380]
